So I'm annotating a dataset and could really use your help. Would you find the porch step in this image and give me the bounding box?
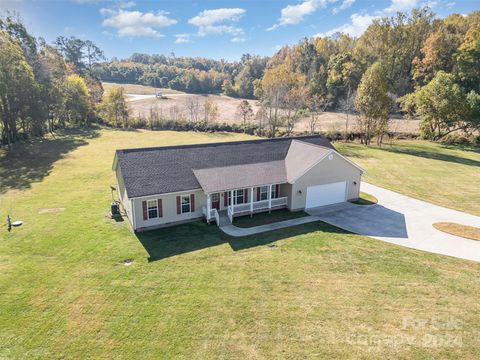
[217,210,231,226]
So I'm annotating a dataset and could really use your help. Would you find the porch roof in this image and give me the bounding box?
[193,160,287,193]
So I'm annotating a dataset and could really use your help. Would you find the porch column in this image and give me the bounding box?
[268,184,272,213]
[207,193,211,223]
[230,189,234,215]
[250,187,254,216]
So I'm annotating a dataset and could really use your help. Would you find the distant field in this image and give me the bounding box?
[102,82,420,134]
[102,82,183,95]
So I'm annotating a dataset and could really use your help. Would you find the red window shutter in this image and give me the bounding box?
[176,196,181,214]
[257,187,260,201]
[224,192,228,206]
[190,194,195,212]
[244,189,248,203]
[157,199,163,217]
[142,201,148,220]
[276,184,280,198]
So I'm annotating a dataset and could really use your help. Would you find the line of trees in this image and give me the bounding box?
[92,53,268,99]
[96,7,479,143]
[0,14,105,149]
[252,8,480,143]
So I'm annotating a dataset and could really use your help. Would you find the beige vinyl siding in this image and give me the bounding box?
[290,152,362,210]
[115,166,133,227]
[133,189,206,231]
[280,183,293,209]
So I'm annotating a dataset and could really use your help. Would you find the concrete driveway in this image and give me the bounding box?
[306,183,480,262]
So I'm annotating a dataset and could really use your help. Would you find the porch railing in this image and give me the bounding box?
[232,196,288,214]
[271,197,288,207]
[213,208,220,227]
[202,206,220,226]
[227,205,233,223]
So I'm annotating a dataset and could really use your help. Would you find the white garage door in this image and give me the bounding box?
[305,181,347,209]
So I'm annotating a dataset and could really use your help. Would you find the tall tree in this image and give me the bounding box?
[202,97,218,124]
[0,30,37,148]
[63,74,90,126]
[355,62,392,145]
[400,71,473,139]
[235,100,254,132]
[98,86,129,128]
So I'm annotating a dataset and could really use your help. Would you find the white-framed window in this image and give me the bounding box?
[260,186,268,201]
[236,189,244,204]
[147,200,158,219]
[181,195,191,213]
[271,185,279,199]
[228,190,245,205]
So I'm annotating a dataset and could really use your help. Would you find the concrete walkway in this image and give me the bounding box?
[307,183,480,263]
[220,216,319,237]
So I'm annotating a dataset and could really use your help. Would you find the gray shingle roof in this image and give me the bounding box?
[193,160,287,193]
[115,135,335,198]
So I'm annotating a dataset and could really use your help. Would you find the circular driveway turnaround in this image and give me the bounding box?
[306,183,480,263]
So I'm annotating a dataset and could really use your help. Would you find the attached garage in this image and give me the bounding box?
[305,181,347,209]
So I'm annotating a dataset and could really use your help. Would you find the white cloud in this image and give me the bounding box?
[422,0,438,8]
[267,0,336,31]
[73,0,135,6]
[332,0,355,14]
[100,9,177,38]
[188,8,245,26]
[446,2,455,8]
[175,33,191,44]
[316,13,377,38]
[383,0,419,13]
[188,8,246,40]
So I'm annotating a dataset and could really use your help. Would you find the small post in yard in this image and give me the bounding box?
[6,214,11,232]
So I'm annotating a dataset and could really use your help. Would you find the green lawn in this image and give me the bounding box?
[1,129,480,359]
[233,209,307,228]
[335,140,480,216]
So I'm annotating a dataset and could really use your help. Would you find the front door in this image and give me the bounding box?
[211,193,220,210]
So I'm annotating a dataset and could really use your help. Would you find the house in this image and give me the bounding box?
[112,135,364,232]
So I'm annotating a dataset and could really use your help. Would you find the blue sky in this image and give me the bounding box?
[2,0,478,61]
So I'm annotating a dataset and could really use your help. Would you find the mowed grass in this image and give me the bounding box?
[335,140,480,216]
[1,128,480,359]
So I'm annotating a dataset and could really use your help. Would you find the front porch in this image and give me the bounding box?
[202,184,288,225]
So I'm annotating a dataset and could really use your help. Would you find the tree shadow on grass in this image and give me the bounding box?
[0,127,100,193]
[379,144,480,167]
[136,220,351,261]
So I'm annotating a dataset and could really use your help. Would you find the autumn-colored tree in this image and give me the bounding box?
[98,86,129,128]
[235,100,254,132]
[63,74,91,126]
[454,27,480,92]
[257,63,296,137]
[305,93,329,135]
[202,97,218,123]
[0,29,37,148]
[413,14,470,85]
